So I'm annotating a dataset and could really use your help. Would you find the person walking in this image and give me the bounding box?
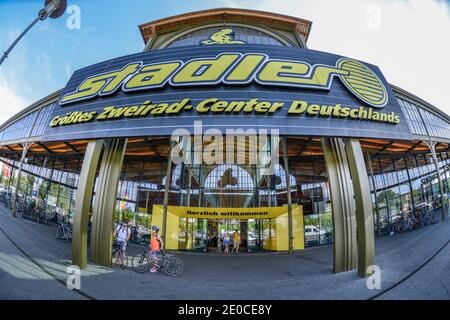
[113,220,131,266]
[217,235,222,253]
[223,232,231,254]
[232,230,240,254]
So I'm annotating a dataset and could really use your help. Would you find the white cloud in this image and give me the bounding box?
[64,64,72,79]
[35,51,51,83]
[0,78,30,124]
[218,0,450,115]
[0,28,31,124]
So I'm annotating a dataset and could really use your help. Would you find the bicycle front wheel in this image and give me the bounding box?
[56,226,63,239]
[132,255,150,273]
[163,257,184,277]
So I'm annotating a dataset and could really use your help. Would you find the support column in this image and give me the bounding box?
[186,167,192,207]
[91,138,127,267]
[162,139,176,243]
[403,157,416,216]
[321,137,357,273]
[72,140,103,269]
[179,162,185,205]
[0,161,4,185]
[425,141,446,221]
[345,139,375,277]
[366,152,380,237]
[44,158,55,208]
[12,142,33,217]
[281,138,293,253]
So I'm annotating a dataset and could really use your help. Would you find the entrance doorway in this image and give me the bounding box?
[207,219,264,252]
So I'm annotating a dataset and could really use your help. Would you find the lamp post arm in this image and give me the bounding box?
[0,15,42,67]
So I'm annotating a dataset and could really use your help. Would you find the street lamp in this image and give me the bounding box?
[0,0,67,66]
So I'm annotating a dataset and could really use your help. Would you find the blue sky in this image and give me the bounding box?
[0,0,449,123]
[0,0,226,122]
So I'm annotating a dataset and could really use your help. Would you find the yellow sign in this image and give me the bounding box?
[50,97,400,128]
[59,53,388,109]
[200,29,246,45]
[151,204,304,251]
[154,204,294,220]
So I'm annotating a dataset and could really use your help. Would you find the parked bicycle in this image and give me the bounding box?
[132,247,183,277]
[129,227,150,245]
[56,222,72,242]
[390,207,438,235]
[0,190,13,209]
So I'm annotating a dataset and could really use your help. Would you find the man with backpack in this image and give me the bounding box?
[113,220,131,265]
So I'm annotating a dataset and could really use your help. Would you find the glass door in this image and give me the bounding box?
[247,219,263,251]
[193,218,208,252]
[218,219,241,238]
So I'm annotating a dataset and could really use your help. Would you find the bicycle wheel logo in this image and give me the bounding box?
[337,58,388,108]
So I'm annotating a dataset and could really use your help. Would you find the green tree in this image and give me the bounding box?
[113,208,122,224]
[38,182,48,199]
[376,190,398,203]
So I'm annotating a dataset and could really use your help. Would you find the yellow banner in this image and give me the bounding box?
[153,204,298,220]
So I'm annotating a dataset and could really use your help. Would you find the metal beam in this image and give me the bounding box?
[424,140,447,221]
[64,142,81,154]
[282,137,293,254]
[146,138,161,157]
[296,138,312,157]
[370,140,395,157]
[406,141,423,153]
[36,142,54,154]
[11,142,33,217]
[162,139,176,243]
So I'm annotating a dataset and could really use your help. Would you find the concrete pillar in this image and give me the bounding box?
[345,139,375,277]
[72,140,103,269]
[425,141,446,221]
[91,138,127,267]
[321,137,357,273]
[162,139,176,243]
[12,142,33,217]
[366,152,380,236]
[281,137,293,254]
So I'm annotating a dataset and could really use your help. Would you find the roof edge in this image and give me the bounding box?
[138,7,312,44]
[391,84,450,123]
[0,89,63,131]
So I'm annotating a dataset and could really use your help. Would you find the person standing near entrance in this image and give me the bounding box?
[232,230,240,254]
[223,233,231,253]
[113,220,131,266]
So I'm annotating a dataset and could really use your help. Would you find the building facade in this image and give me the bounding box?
[0,8,449,277]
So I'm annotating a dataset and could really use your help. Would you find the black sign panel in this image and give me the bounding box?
[43,45,412,141]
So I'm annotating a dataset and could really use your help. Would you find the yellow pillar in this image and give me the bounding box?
[345,139,375,277]
[91,138,127,267]
[322,137,357,273]
[72,140,103,269]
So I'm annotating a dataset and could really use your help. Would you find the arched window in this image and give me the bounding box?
[204,164,254,190]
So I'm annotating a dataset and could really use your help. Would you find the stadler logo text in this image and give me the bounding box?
[59,52,388,108]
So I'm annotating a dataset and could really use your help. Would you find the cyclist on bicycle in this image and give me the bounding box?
[149,225,163,273]
[113,220,131,265]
